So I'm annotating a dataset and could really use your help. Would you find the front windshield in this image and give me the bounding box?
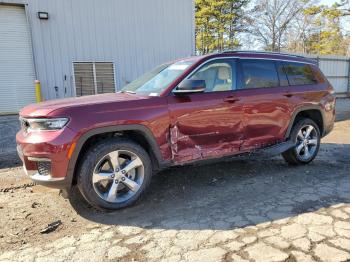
[121,60,195,96]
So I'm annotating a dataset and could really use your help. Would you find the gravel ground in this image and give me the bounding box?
[0,99,349,262]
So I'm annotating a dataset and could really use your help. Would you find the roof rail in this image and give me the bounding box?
[221,50,307,59]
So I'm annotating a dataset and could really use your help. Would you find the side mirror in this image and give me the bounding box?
[173,80,206,94]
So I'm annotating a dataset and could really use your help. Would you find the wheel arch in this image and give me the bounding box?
[285,106,326,139]
[66,124,167,189]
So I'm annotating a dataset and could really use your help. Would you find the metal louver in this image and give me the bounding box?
[73,62,115,96]
[96,63,116,94]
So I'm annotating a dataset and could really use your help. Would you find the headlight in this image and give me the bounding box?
[24,118,69,131]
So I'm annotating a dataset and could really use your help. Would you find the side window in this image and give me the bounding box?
[240,60,279,89]
[283,62,318,86]
[276,62,289,87]
[311,66,326,84]
[189,60,234,92]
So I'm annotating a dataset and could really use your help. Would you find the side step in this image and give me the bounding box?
[238,140,295,160]
[179,140,296,167]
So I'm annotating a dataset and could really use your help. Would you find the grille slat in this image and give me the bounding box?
[37,161,51,176]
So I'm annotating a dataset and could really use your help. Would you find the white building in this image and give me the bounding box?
[0,0,195,114]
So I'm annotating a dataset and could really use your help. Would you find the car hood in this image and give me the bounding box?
[20,93,150,117]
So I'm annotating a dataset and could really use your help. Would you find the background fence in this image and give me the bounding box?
[299,54,350,97]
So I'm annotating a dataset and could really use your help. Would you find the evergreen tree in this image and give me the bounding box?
[195,0,248,54]
[286,3,348,55]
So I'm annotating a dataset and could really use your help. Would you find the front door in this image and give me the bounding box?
[167,59,244,163]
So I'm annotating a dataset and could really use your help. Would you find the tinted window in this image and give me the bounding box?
[189,60,234,92]
[283,63,317,86]
[276,62,289,87]
[311,67,326,84]
[241,60,279,89]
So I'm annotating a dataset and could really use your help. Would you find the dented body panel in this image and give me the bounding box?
[238,87,293,151]
[167,91,244,162]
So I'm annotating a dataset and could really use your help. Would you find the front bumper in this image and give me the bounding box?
[16,126,76,189]
[22,161,68,188]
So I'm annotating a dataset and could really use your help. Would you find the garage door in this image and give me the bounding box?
[0,5,36,114]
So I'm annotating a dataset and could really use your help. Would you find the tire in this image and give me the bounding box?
[282,118,321,165]
[76,138,152,210]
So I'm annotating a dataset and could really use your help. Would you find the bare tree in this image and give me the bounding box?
[246,0,312,51]
[334,0,350,16]
[285,9,321,54]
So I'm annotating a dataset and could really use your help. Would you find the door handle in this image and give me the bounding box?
[283,92,294,98]
[223,96,240,103]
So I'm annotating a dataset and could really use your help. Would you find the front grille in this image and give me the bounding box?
[37,161,51,176]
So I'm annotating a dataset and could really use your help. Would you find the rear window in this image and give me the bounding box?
[241,60,279,89]
[283,62,317,86]
[311,67,327,84]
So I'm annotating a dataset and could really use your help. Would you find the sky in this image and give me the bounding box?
[320,0,338,5]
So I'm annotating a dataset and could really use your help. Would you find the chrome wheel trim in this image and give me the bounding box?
[92,150,144,204]
[295,125,318,161]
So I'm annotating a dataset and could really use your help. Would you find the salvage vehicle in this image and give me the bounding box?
[17,51,336,210]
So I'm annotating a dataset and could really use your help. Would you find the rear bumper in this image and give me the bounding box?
[323,119,334,137]
[16,127,76,189]
[322,99,336,137]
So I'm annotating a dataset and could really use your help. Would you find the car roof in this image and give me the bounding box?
[201,50,318,65]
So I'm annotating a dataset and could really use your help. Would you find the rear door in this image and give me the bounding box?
[237,59,293,151]
[281,61,320,112]
[167,59,244,163]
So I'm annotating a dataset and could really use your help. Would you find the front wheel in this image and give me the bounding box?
[282,118,321,165]
[76,138,152,210]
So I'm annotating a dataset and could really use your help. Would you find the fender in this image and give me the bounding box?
[65,124,167,189]
[284,105,326,139]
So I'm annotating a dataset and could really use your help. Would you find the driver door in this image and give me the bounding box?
[166,59,244,163]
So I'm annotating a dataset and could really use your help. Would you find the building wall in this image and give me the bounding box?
[0,0,195,100]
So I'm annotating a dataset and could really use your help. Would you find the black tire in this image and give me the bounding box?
[282,118,321,165]
[76,138,152,210]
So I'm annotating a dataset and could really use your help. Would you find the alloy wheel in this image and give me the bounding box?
[92,150,144,203]
[295,125,319,161]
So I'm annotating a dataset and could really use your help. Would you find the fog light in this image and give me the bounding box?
[37,161,51,176]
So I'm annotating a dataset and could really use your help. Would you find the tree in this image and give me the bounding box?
[246,0,313,52]
[345,36,350,56]
[308,11,345,55]
[285,3,348,55]
[332,0,350,16]
[195,0,248,54]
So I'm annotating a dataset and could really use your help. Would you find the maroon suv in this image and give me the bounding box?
[16,51,336,210]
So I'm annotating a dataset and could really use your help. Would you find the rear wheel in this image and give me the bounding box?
[282,118,321,165]
[76,138,152,210]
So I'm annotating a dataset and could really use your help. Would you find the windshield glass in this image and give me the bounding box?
[121,60,195,96]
